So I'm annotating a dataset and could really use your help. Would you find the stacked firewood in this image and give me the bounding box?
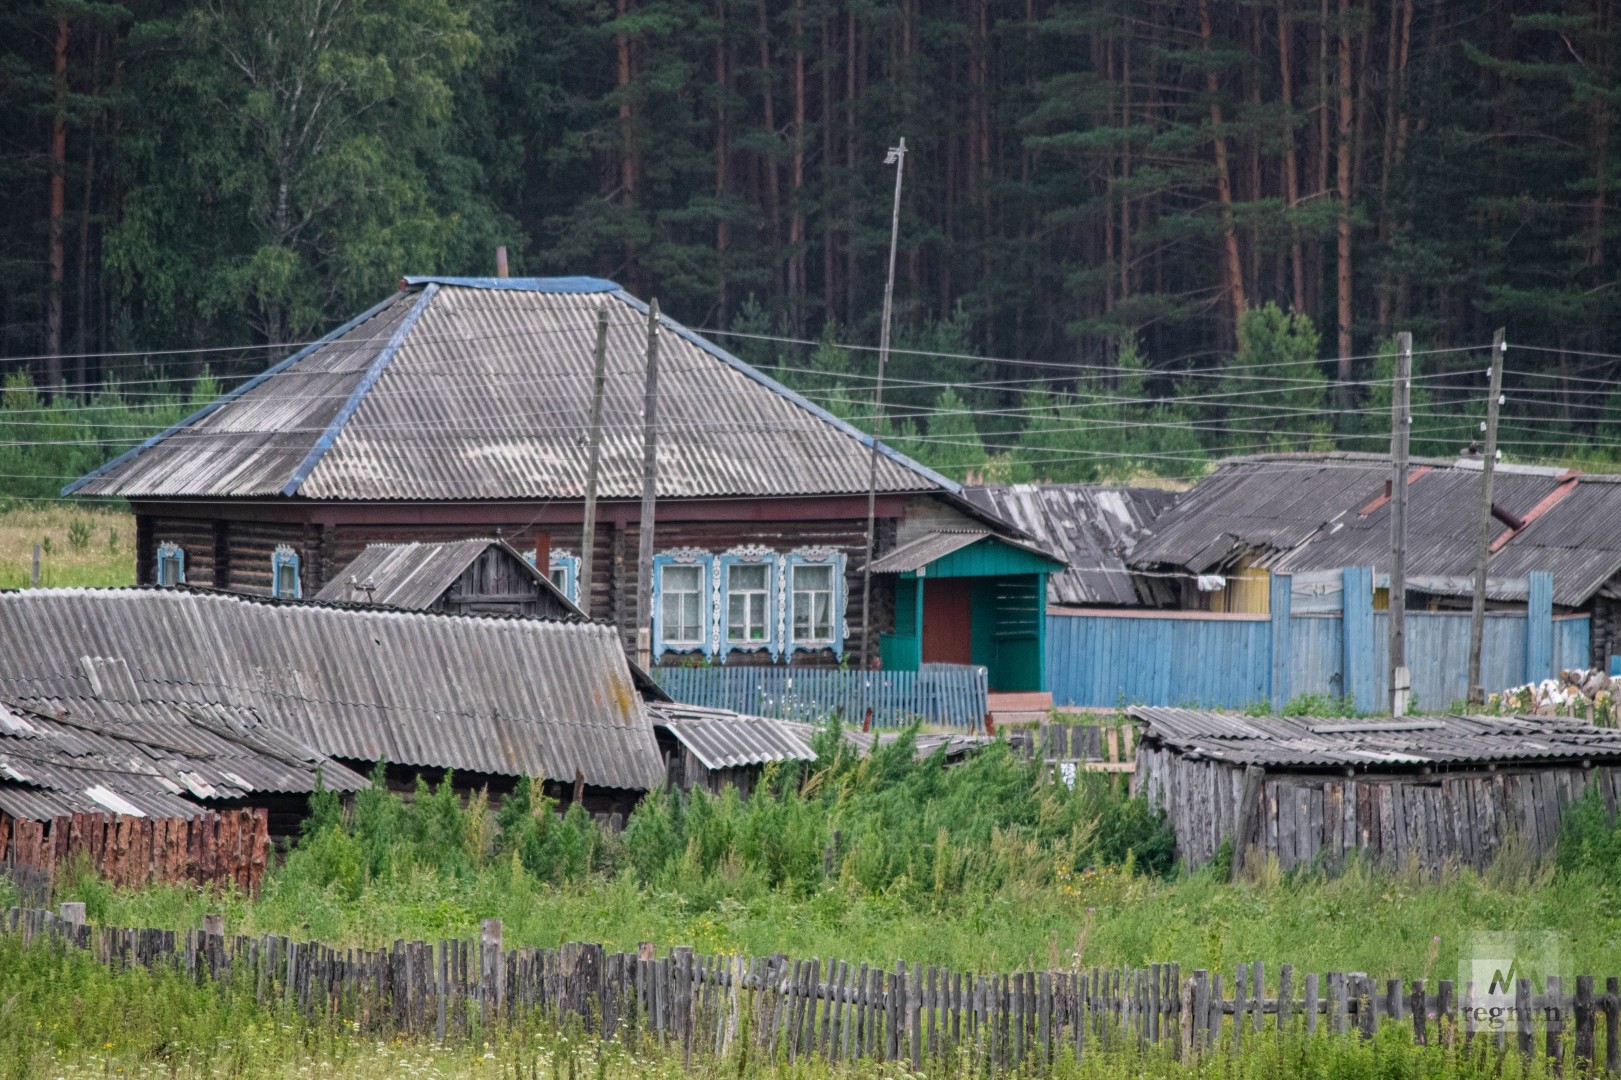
[1489,668,1615,725]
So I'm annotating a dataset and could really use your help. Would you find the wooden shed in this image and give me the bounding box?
[1130,706,1621,876]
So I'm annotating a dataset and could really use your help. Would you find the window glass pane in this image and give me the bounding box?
[663,564,703,644]
[748,594,766,638]
[790,562,835,642]
[664,565,700,593]
[731,564,768,590]
[727,592,747,639]
[276,563,296,596]
[794,565,832,591]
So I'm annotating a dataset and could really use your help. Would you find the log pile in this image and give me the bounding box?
[1489,669,1616,725]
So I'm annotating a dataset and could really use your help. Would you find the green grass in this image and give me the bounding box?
[32,850,1621,983]
[0,504,134,588]
[0,932,1578,1080]
[10,745,1621,983]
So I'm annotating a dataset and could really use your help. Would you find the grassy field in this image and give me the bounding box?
[0,504,134,588]
[10,744,1621,983]
[0,932,1571,1080]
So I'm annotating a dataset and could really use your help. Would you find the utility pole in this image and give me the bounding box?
[859,137,907,671]
[634,299,662,668]
[1467,328,1507,706]
[1388,331,1412,717]
[579,305,611,608]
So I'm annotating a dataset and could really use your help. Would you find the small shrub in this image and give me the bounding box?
[67,518,90,551]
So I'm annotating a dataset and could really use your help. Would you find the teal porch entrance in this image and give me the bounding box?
[875,532,1063,693]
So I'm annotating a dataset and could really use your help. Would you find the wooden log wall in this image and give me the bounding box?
[1137,746,1621,875]
[0,809,270,894]
[9,908,1621,1073]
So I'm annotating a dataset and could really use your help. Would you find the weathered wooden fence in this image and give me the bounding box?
[9,905,1621,1072]
[653,662,989,729]
[0,809,271,894]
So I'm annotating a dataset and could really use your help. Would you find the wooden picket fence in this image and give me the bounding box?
[8,905,1621,1072]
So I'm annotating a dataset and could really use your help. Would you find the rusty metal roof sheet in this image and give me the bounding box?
[1130,706,1621,769]
[68,279,959,503]
[0,588,664,792]
[649,703,816,770]
[962,484,1177,606]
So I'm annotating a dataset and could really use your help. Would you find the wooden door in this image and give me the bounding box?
[921,578,973,665]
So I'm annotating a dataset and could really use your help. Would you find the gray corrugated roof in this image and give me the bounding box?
[779,721,994,761]
[868,530,1063,574]
[312,537,583,614]
[1129,452,1621,606]
[649,703,816,770]
[68,278,959,503]
[0,697,355,821]
[0,588,665,792]
[962,484,1176,606]
[1130,706,1621,768]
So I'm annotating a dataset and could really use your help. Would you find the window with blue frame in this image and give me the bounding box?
[786,551,845,655]
[547,552,581,604]
[271,545,301,598]
[719,550,780,658]
[652,553,713,658]
[155,543,185,587]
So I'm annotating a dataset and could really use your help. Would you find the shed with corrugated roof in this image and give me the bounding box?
[1129,705,1621,876]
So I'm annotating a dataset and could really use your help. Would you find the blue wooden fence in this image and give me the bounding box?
[650,662,989,728]
[1047,568,1590,713]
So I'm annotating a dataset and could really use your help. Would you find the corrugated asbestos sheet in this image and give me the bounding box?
[648,703,816,770]
[1476,476,1621,606]
[779,721,993,761]
[70,279,956,502]
[962,484,1177,606]
[1130,706,1621,768]
[310,537,582,613]
[0,697,357,822]
[1128,452,1621,607]
[0,588,665,792]
[868,531,988,573]
[312,538,498,606]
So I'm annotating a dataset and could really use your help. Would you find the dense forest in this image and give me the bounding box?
[0,0,1618,488]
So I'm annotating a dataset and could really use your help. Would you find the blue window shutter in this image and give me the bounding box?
[785,550,847,658]
[271,545,302,599]
[155,543,185,587]
[717,549,782,661]
[651,552,715,660]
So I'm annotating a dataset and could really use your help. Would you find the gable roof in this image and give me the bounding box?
[312,537,581,613]
[1129,452,1621,606]
[867,529,1065,575]
[963,483,1177,606]
[67,277,961,503]
[0,588,664,791]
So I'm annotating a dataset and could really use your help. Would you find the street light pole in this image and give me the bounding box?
[859,137,907,670]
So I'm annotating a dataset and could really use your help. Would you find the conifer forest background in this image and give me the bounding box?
[2,0,1620,489]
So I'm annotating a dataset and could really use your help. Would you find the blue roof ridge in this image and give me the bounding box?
[402,275,619,293]
[281,283,439,495]
[62,290,407,497]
